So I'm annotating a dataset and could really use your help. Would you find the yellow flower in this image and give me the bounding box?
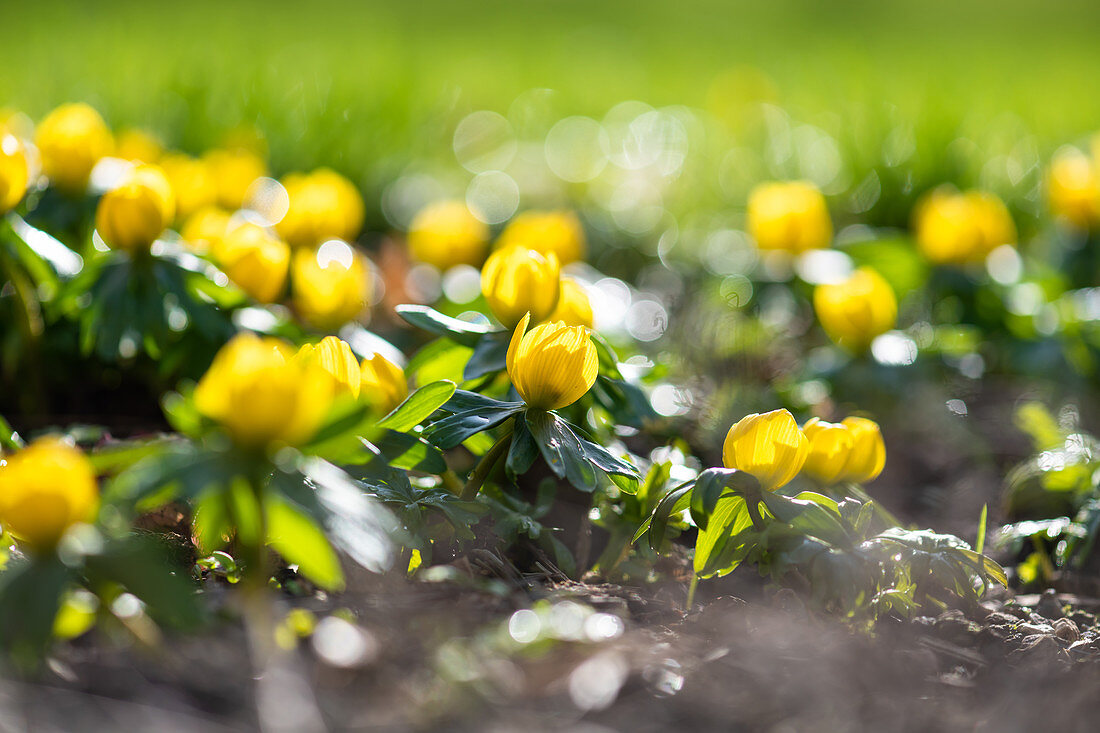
[481,245,561,327]
[291,244,370,330]
[202,148,268,210]
[914,188,1015,265]
[1048,148,1100,229]
[747,180,833,253]
[497,210,586,264]
[360,353,408,415]
[407,200,489,270]
[549,278,594,328]
[214,222,290,303]
[194,333,333,448]
[837,416,886,483]
[812,267,897,351]
[35,103,113,192]
[113,128,163,163]
[277,169,364,248]
[0,438,98,553]
[180,205,232,255]
[95,164,176,252]
[722,409,809,492]
[294,336,361,400]
[506,313,598,411]
[0,133,30,214]
[967,190,1016,257]
[160,153,217,222]
[800,418,854,485]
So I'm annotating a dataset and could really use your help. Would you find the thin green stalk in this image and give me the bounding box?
[460,421,514,500]
[686,574,700,609]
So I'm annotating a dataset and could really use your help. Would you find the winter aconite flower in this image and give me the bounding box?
[407,200,489,270]
[836,416,886,483]
[1048,147,1100,230]
[180,206,231,254]
[549,278,594,328]
[277,169,364,248]
[113,128,163,164]
[95,164,175,252]
[747,180,833,253]
[481,245,560,328]
[914,188,1016,265]
[291,243,370,330]
[800,418,855,485]
[295,336,362,400]
[360,353,408,415]
[202,148,268,210]
[497,210,586,264]
[0,134,30,214]
[506,313,598,411]
[0,438,98,553]
[194,333,334,449]
[813,267,897,351]
[160,153,217,223]
[213,222,291,303]
[35,103,113,193]
[722,409,808,492]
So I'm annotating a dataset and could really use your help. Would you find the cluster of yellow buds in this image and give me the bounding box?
[913,188,1016,266]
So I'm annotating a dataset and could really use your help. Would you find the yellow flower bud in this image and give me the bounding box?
[160,153,217,222]
[0,437,98,553]
[214,222,290,303]
[497,210,586,264]
[549,278,594,328]
[506,313,598,411]
[1048,148,1100,229]
[747,180,833,253]
[194,333,333,448]
[95,164,175,252]
[722,409,808,492]
[967,190,1016,257]
[360,353,408,415]
[812,267,897,351]
[277,169,364,248]
[407,200,489,270]
[35,103,113,192]
[0,134,30,214]
[202,148,267,210]
[294,336,361,400]
[113,128,163,163]
[180,205,232,255]
[481,245,561,327]
[800,418,854,485]
[837,416,885,484]
[291,243,370,330]
[914,188,1015,265]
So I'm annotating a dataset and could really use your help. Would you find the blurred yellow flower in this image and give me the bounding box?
[95,163,175,252]
[722,409,808,492]
[295,336,361,400]
[407,200,489,270]
[214,222,290,303]
[160,153,217,222]
[813,267,897,351]
[277,169,364,248]
[180,205,232,255]
[549,278,594,328]
[914,188,1015,265]
[837,416,886,483]
[481,245,561,327]
[291,243,370,330]
[113,128,163,163]
[35,103,113,192]
[194,333,333,448]
[0,437,98,553]
[1048,148,1100,229]
[202,148,267,210]
[497,210,586,264]
[0,134,30,214]
[360,353,408,415]
[747,180,833,253]
[800,418,855,485]
[506,313,598,411]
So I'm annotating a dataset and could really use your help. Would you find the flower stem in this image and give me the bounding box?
[460,421,514,501]
[686,574,700,609]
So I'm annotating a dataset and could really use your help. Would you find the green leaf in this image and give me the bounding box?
[425,404,524,449]
[89,436,180,475]
[0,556,70,668]
[369,431,448,473]
[395,304,496,347]
[976,503,988,555]
[407,337,473,386]
[192,490,231,554]
[377,380,457,433]
[641,480,694,550]
[463,331,510,380]
[694,495,752,576]
[506,415,540,477]
[576,434,642,486]
[265,494,345,591]
[526,410,597,492]
[690,468,760,531]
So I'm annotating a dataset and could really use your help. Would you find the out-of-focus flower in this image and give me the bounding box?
[360,353,408,415]
[291,244,370,330]
[113,128,163,163]
[722,409,808,492]
[1048,148,1100,229]
[813,267,897,351]
[800,418,854,485]
[0,437,98,553]
[160,153,217,222]
[497,210,586,264]
[295,336,361,400]
[0,134,30,214]
[407,200,489,270]
[506,313,598,411]
[95,163,175,252]
[213,222,290,303]
[277,169,364,248]
[549,278,594,328]
[202,148,267,210]
[837,416,886,483]
[35,103,113,192]
[481,245,560,327]
[747,180,833,253]
[180,205,231,254]
[194,333,333,449]
[914,188,1016,265]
